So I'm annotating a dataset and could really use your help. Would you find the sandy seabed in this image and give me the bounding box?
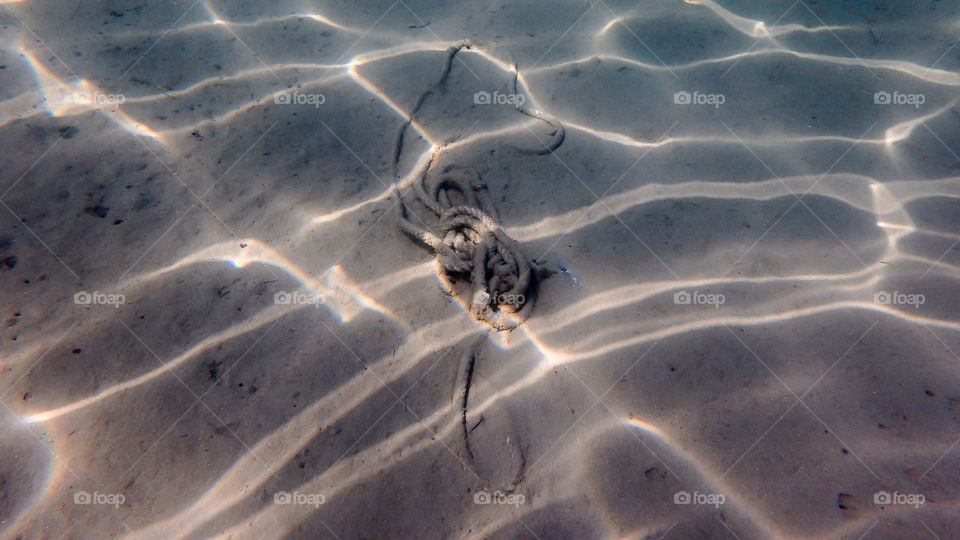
[1,1,960,538]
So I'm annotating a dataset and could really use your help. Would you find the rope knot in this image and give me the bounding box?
[398,165,538,330]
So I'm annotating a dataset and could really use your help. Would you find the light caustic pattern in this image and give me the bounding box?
[1,0,960,538]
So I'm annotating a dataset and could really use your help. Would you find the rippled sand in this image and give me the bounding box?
[2,1,960,538]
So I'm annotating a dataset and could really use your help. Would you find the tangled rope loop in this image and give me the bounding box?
[398,165,537,331]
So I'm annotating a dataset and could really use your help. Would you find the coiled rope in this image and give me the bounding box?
[397,165,539,331]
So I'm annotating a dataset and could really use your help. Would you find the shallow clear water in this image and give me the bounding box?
[1,1,959,538]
